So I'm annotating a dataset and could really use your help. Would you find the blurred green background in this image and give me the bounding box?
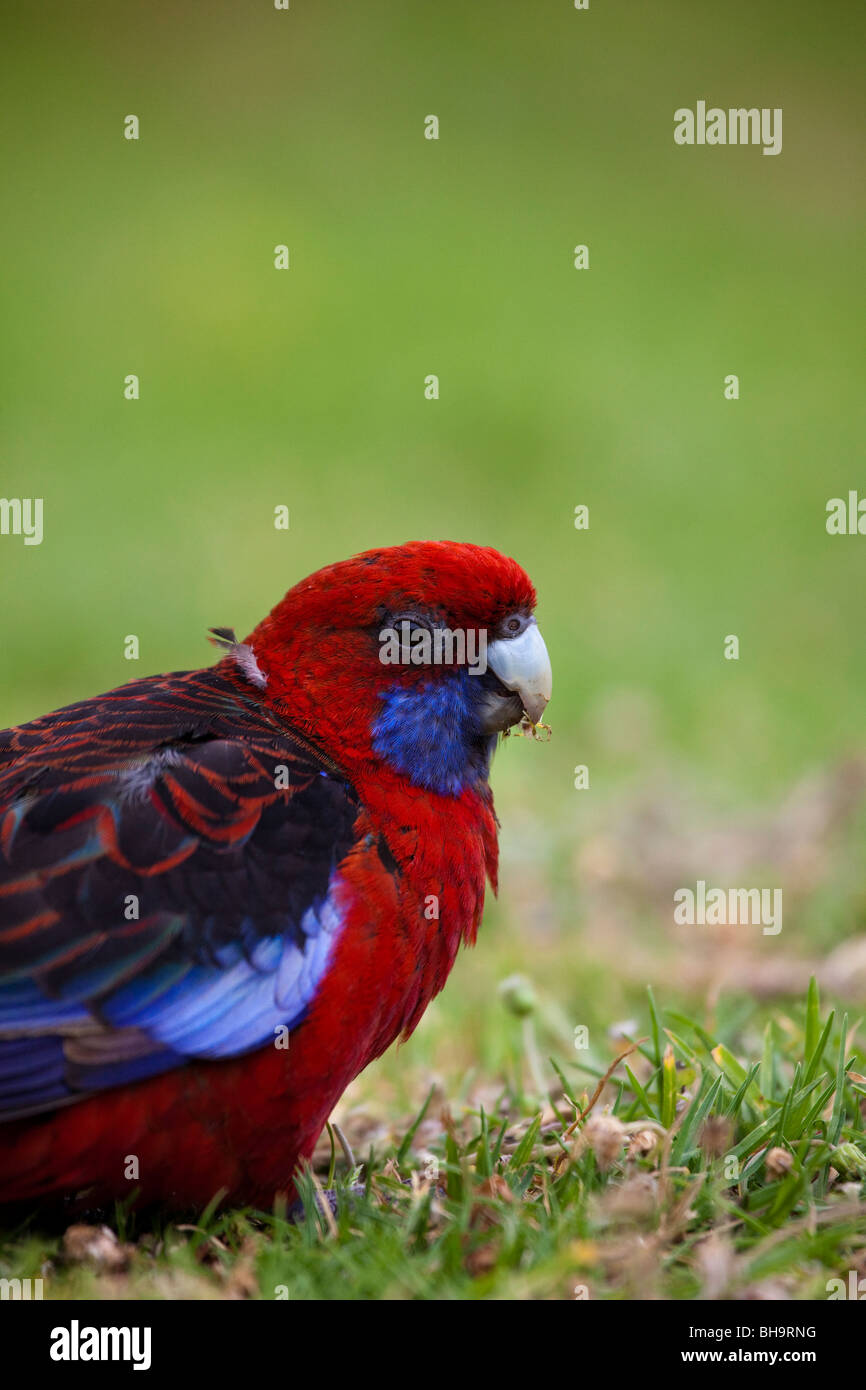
[2,1,865,1097]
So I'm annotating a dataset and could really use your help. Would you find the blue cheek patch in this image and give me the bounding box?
[371,673,493,795]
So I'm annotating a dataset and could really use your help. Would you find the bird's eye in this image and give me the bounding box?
[505,617,523,635]
[390,611,433,632]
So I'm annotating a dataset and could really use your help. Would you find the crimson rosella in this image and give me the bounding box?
[0,541,551,1211]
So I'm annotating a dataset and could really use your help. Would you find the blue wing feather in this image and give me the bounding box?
[0,667,360,1119]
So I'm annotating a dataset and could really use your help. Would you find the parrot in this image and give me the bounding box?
[0,540,552,1213]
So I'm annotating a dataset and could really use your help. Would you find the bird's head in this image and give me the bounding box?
[239,540,552,795]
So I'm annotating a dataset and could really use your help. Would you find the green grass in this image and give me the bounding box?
[3,979,864,1300]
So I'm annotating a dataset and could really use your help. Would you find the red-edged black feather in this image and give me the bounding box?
[0,666,361,1116]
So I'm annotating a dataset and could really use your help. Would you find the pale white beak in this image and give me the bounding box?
[486,621,552,724]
